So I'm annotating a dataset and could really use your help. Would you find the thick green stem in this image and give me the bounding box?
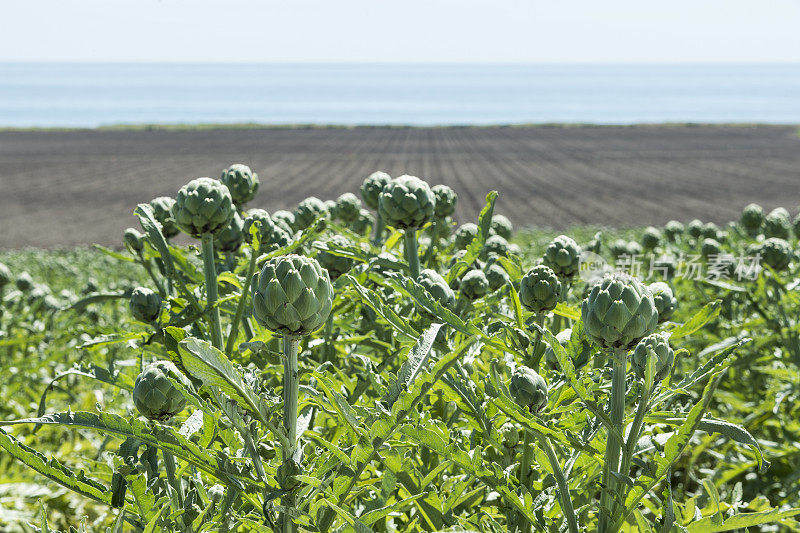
[404,229,421,280]
[519,429,535,533]
[323,314,334,363]
[282,335,300,533]
[201,234,223,350]
[371,213,386,247]
[422,219,439,267]
[225,248,258,355]
[536,433,580,533]
[619,383,652,501]
[529,313,545,370]
[599,349,627,532]
[163,450,185,527]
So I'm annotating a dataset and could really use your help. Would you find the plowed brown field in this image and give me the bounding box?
[1,125,798,248]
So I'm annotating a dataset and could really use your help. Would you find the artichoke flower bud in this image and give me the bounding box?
[149,196,180,238]
[335,192,362,223]
[490,215,513,240]
[485,263,510,292]
[243,209,291,251]
[542,235,582,280]
[271,210,296,233]
[459,269,489,300]
[700,238,721,258]
[760,237,793,271]
[324,200,338,219]
[686,219,704,239]
[214,212,245,253]
[172,178,235,237]
[293,197,328,231]
[277,459,303,490]
[251,254,334,336]
[610,239,630,258]
[207,484,225,504]
[627,241,643,256]
[15,272,33,292]
[543,328,592,370]
[581,273,658,350]
[129,286,162,323]
[220,163,259,206]
[764,207,791,239]
[417,269,456,314]
[432,184,458,218]
[360,171,391,210]
[631,334,674,383]
[701,222,718,239]
[519,265,562,314]
[649,282,677,323]
[353,209,375,236]
[453,223,478,250]
[317,235,355,280]
[663,221,684,242]
[641,227,662,250]
[132,361,191,421]
[793,213,800,238]
[509,366,548,413]
[378,175,435,229]
[480,235,510,260]
[123,228,144,253]
[0,262,12,287]
[740,203,764,234]
[501,422,521,448]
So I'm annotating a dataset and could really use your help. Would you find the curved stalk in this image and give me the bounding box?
[404,229,421,280]
[519,429,535,533]
[281,335,301,533]
[536,433,580,533]
[371,214,386,247]
[162,450,186,531]
[201,233,223,350]
[225,248,258,355]
[619,382,652,499]
[599,348,627,532]
[529,313,545,370]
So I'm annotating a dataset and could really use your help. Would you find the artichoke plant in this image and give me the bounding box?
[490,215,513,240]
[172,178,235,237]
[764,207,791,239]
[214,211,245,253]
[335,193,362,223]
[740,203,764,235]
[432,184,458,218]
[760,237,793,271]
[0,262,10,288]
[459,270,489,300]
[649,282,677,322]
[149,196,180,238]
[663,220,684,242]
[631,334,674,383]
[417,268,456,316]
[132,361,191,421]
[129,286,162,323]
[360,171,391,210]
[509,366,548,413]
[317,235,355,280]
[378,175,435,230]
[687,219,704,239]
[701,238,721,258]
[641,227,661,250]
[220,163,259,206]
[702,222,719,239]
[453,223,478,250]
[543,328,591,370]
[481,235,510,260]
[581,274,658,350]
[793,212,800,238]
[353,209,375,236]
[243,209,291,251]
[543,235,582,280]
[251,254,334,336]
[485,263,510,292]
[519,265,562,314]
[293,197,328,231]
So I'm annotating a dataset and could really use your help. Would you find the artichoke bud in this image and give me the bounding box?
[701,238,721,258]
[649,282,677,322]
[542,235,582,280]
[740,203,764,234]
[335,192,362,223]
[760,237,793,271]
[220,163,259,206]
[293,197,328,230]
[501,423,521,448]
[432,184,458,218]
[509,366,548,413]
[663,221,684,242]
[641,227,661,250]
[490,215,513,240]
[123,228,144,253]
[132,361,191,421]
[417,269,456,318]
[172,178,235,237]
[149,196,180,238]
[631,334,674,383]
[317,235,355,280]
[519,265,562,314]
[207,484,225,505]
[0,262,11,287]
[378,175,435,229]
[485,263,510,292]
[453,223,478,250]
[459,269,489,300]
[360,171,391,210]
[214,211,245,253]
[581,274,658,350]
[481,235,510,260]
[764,207,791,239]
[277,459,303,490]
[15,272,33,292]
[129,287,162,323]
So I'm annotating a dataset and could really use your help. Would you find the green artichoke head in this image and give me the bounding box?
[663,220,684,242]
[453,223,478,250]
[293,197,328,231]
[417,268,456,316]
[700,238,721,258]
[686,219,704,239]
[760,237,793,271]
[360,171,391,210]
[15,272,33,292]
[378,175,436,230]
[243,209,291,251]
[490,215,513,240]
[459,269,489,300]
[649,281,677,322]
[316,235,355,280]
[581,273,658,350]
[509,366,548,413]
[335,192,362,223]
[740,203,764,233]
[484,263,510,292]
[123,227,144,253]
[271,210,296,233]
[631,333,674,383]
[172,178,235,237]
[481,235,510,260]
[251,254,334,336]
[641,226,662,250]
[542,235,582,280]
[701,222,719,239]
[220,163,259,206]
[627,241,643,256]
[610,239,629,258]
[519,265,562,314]
[129,286,162,323]
[149,196,180,238]
[432,184,458,218]
[0,262,11,287]
[764,207,791,239]
[214,211,245,253]
[133,361,191,421]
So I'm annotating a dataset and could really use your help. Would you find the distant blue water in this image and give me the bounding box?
[1,63,800,127]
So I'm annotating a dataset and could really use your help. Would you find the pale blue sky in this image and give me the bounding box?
[2,0,800,63]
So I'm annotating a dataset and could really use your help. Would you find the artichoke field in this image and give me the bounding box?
[1,172,800,532]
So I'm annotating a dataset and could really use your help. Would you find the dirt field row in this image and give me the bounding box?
[1,125,799,248]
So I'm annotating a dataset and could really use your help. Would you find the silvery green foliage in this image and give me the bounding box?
[432,184,458,218]
[484,263,510,292]
[243,209,290,251]
[459,269,489,300]
[760,237,793,271]
[701,238,721,258]
[129,286,162,323]
[417,268,456,316]
[271,209,296,233]
[663,220,684,242]
[360,170,391,210]
[631,333,675,383]
[293,197,328,231]
[378,175,436,229]
[316,235,355,280]
[0,262,12,286]
[453,223,478,250]
[149,196,180,238]
[582,273,658,350]
[687,219,704,239]
[642,226,662,250]
[519,265,562,314]
[132,360,191,421]
[740,203,764,234]
[172,178,235,237]
[543,235,582,280]
[16,271,33,292]
[764,207,791,239]
[649,281,677,323]
[123,228,144,253]
[335,192,362,223]
[480,235,510,260]
[490,214,513,240]
[251,254,333,335]
[214,211,245,253]
[509,366,548,413]
[543,328,592,370]
[220,163,260,206]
